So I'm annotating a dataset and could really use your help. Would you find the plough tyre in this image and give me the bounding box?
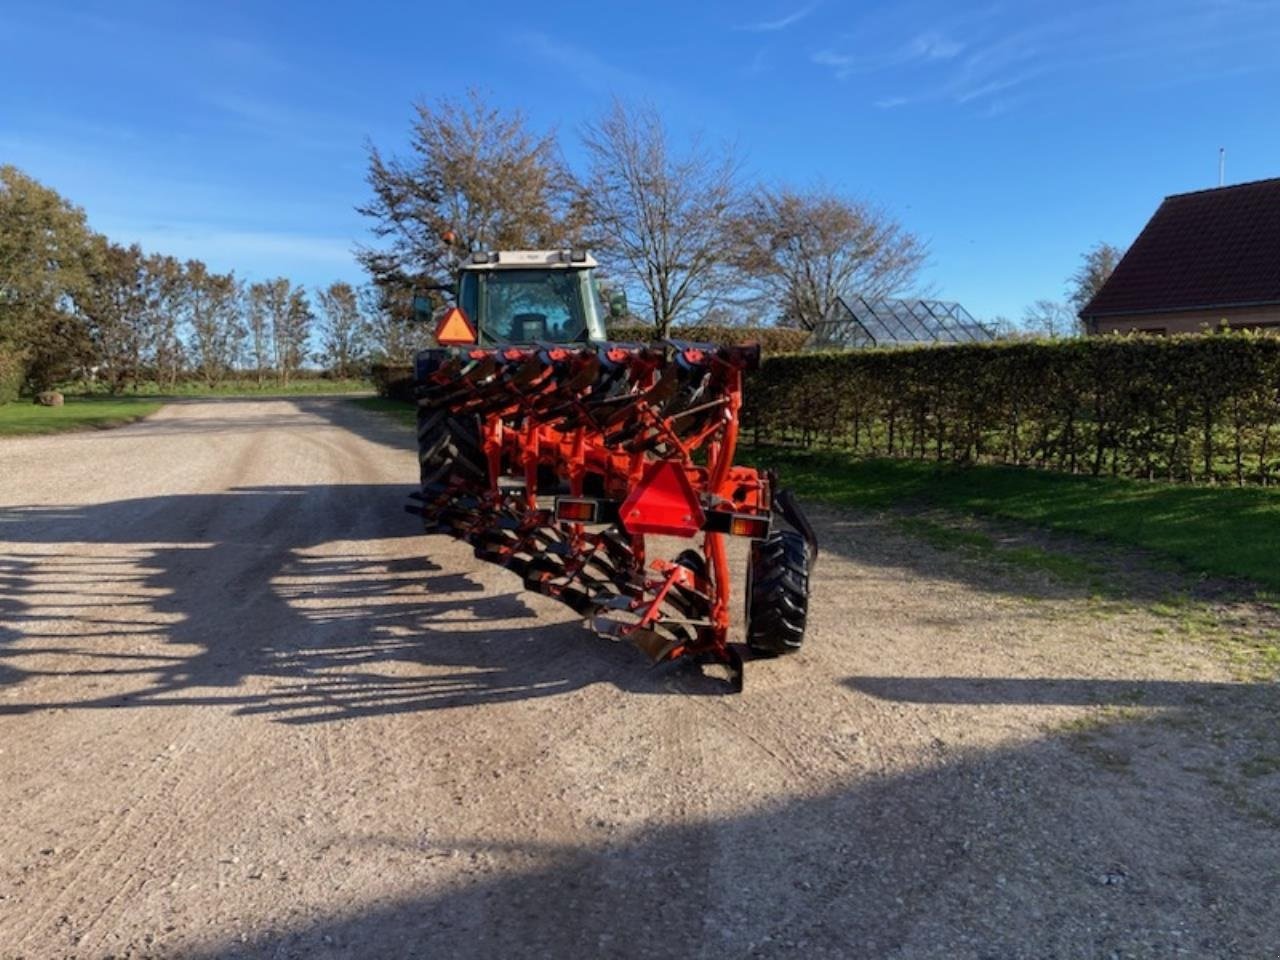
[405,249,818,690]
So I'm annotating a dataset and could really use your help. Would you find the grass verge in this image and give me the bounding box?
[891,515,1105,588]
[0,396,165,436]
[744,446,1280,592]
[64,378,373,397]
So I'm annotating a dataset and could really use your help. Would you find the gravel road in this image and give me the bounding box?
[1,398,1277,959]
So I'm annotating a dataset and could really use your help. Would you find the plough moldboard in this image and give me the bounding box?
[406,338,816,691]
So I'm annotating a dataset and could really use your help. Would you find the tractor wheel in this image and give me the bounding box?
[417,404,487,489]
[745,530,810,656]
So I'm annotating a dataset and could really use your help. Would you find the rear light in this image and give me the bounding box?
[728,514,770,539]
[555,497,600,523]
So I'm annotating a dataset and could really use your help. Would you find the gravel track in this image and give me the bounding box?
[1,397,1277,959]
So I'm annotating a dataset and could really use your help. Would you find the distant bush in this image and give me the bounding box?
[0,347,25,404]
[370,363,415,402]
[745,333,1280,485]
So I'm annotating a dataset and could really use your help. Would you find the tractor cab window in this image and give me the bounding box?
[461,268,601,344]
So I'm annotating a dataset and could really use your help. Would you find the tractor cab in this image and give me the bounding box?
[420,250,623,347]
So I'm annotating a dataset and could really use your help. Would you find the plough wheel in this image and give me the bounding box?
[417,405,487,487]
[745,530,810,656]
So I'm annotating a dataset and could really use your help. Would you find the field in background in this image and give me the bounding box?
[0,396,164,436]
[66,377,372,397]
[0,380,374,437]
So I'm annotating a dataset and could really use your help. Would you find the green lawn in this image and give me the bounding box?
[0,396,165,436]
[746,446,1280,591]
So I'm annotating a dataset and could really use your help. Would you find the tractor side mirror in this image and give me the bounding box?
[411,282,455,322]
[608,291,629,320]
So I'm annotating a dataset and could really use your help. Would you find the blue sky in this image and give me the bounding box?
[3,0,1278,322]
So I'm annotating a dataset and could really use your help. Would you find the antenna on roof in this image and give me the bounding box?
[1218,147,1226,187]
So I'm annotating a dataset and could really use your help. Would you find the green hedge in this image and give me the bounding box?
[744,333,1280,485]
[373,327,809,407]
[608,324,810,355]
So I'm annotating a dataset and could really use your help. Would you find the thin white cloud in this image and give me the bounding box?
[736,3,818,33]
[513,30,719,115]
[814,0,1280,115]
[517,30,654,95]
[909,31,964,61]
[811,29,964,80]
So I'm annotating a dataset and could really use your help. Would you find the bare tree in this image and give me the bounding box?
[1021,299,1077,338]
[361,284,430,365]
[244,282,273,384]
[142,254,186,389]
[269,282,311,384]
[315,281,367,378]
[246,277,310,383]
[730,184,927,329]
[580,100,741,338]
[184,260,243,387]
[358,91,577,297]
[1068,241,1123,315]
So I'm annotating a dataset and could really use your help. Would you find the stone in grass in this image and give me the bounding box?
[35,391,64,407]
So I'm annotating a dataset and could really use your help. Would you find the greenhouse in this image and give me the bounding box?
[808,295,994,349]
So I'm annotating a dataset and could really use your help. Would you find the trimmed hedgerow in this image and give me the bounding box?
[744,333,1280,486]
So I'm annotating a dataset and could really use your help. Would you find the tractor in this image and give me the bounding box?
[406,249,815,689]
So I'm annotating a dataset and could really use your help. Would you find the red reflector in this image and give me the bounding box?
[619,461,705,538]
[728,514,770,539]
[436,306,477,345]
[555,498,598,522]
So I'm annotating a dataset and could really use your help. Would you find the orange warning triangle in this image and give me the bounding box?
[436,306,477,345]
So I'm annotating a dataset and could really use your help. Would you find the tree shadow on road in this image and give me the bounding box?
[0,484,724,722]
[172,671,1280,959]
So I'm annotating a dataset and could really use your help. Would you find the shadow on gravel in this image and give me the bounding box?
[180,690,1280,959]
[0,483,720,720]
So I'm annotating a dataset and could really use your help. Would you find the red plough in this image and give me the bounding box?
[406,250,815,689]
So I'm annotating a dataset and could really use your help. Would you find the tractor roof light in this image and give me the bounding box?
[619,461,705,538]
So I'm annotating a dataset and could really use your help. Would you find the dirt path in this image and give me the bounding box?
[1,398,1277,959]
